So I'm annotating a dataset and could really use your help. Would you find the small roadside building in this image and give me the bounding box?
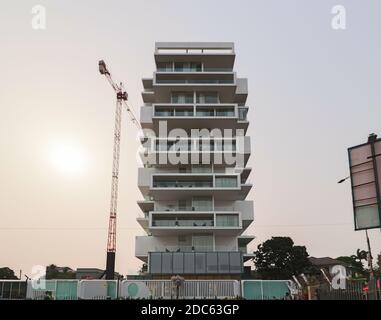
[309,257,349,276]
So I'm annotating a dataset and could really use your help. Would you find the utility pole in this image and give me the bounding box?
[98,60,140,280]
[365,230,374,278]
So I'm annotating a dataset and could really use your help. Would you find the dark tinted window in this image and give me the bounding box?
[195,253,206,273]
[206,252,218,273]
[162,253,173,274]
[173,252,184,274]
[150,253,162,274]
[184,253,195,273]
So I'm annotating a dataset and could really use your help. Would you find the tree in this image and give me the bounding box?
[46,264,76,279]
[336,255,366,278]
[0,267,18,279]
[252,237,312,280]
[139,263,148,275]
[352,249,368,263]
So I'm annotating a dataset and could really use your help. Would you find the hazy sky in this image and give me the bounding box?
[0,0,380,277]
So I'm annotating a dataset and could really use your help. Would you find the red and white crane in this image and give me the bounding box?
[98,60,140,280]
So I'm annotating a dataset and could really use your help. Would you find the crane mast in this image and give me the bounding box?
[98,60,139,280]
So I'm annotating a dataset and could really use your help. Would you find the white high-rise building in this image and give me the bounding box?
[135,42,254,279]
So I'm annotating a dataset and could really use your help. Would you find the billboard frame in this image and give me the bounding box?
[347,136,381,231]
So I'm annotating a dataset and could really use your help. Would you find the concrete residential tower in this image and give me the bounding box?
[136,42,254,279]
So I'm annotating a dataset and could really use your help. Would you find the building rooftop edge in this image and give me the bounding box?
[155,42,234,50]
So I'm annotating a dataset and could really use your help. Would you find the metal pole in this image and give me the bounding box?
[365,230,374,278]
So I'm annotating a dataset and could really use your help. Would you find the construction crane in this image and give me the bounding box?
[98,60,140,280]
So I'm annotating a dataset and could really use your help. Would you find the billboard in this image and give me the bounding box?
[348,135,381,230]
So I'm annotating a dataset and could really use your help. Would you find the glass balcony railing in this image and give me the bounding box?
[203,67,233,72]
[238,108,248,121]
[152,219,214,227]
[155,206,214,212]
[154,109,194,117]
[154,107,236,118]
[174,67,202,72]
[153,181,213,188]
[215,214,239,227]
[198,143,236,152]
[195,110,214,117]
[156,79,234,84]
[153,177,238,189]
[155,141,237,152]
[175,109,194,116]
[216,110,235,117]
[155,246,215,252]
[196,109,235,117]
[156,62,232,73]
[157,67,233,73]
[215,178,238,188]
[153,246,237,253]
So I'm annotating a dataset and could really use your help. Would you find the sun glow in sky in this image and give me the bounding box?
[48,142,88,177]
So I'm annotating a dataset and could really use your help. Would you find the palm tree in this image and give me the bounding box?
[351,249,368,263]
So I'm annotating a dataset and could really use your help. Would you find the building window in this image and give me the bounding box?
[178,200,188,211]
[171,92,194,104]
[174,62,202,72]
[192,196,213,211]
[216,107,235,117]
[196,92,219,104]
[192,234,213,251]
[196,108,215,116]
[223,140,236,151]
[191,165,213,173]
[157,62,173,72]
[215,177,238,188]
[174,107,193,116]
[216,214,239,227]
[155,107,174,116]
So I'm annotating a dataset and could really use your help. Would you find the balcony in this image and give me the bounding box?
[154,105,236,118]
[139,137,251,167]
[152,176,238,189]
[148,212,242,235]
[157,62,233,73]
[148,251,243,274]
[154,72,235,86]
[142,77,248,106]
[153,138,238,152]
[154,205,213,212]
[153,179,213,189]
[154,42,235,70]
[135,234,241,261]
[153,218,214,227]
[138,170,251,200]
[158,67,234,73]
[140,104,249,132]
